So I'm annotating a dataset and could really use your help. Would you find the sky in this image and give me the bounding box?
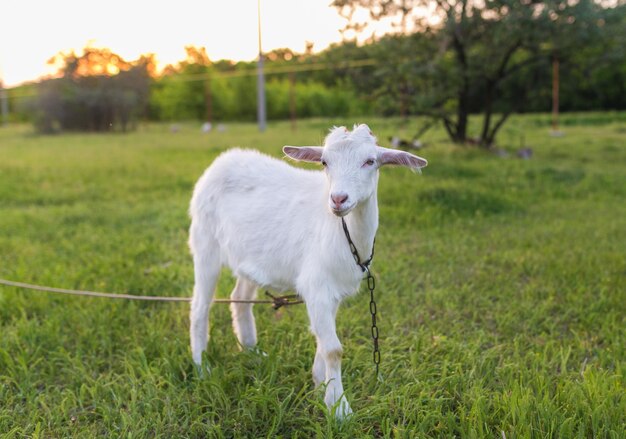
[0,0,397,87]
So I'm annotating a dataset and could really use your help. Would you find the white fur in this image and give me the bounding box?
[188,124,427,418]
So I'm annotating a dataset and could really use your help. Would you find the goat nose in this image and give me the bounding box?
[331,193,349,207]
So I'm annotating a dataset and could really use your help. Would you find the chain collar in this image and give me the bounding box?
[340,217,375,272]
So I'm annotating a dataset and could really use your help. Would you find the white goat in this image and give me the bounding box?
[189,124,427,418]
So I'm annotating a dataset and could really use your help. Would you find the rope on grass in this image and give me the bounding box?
[0,278,303,309]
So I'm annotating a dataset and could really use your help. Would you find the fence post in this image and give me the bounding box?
[205,71,213,124]
[289,71,296,131]
[552,56,559,132]
[0,80,8,126]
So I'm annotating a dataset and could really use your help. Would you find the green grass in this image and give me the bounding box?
[0,115,624,438]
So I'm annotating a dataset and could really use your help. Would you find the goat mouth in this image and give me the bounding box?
[331,204,355,217]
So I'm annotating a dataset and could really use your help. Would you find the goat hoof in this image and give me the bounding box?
[193,361,211,378]
[332,397,353,420]
[246,346,268,357]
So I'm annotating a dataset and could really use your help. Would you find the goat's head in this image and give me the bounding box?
[284,124,428,217]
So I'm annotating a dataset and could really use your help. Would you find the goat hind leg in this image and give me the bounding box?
[230,277,258,349]
[312,345,325,387]
[189,222,221,366]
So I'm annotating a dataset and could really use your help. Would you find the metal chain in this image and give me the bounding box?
[341,217,380,377]
[365,267,380,376]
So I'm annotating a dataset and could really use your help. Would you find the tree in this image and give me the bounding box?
[333,0,616,147]
[34,47,153,133]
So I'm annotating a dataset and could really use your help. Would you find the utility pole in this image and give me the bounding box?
[257,0,267,132]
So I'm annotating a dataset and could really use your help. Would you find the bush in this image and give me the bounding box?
[150,73,369,122]
[32,49,151,133]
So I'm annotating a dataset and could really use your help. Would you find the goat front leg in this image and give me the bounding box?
[306,296,352,419]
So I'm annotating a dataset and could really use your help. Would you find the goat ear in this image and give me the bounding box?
[283,146,324,163]
[377,146,428,169]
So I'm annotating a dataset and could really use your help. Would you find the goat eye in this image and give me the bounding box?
[363,159,375,167]
[321,160,328,167]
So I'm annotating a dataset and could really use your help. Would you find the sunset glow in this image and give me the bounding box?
[0,0,369,87]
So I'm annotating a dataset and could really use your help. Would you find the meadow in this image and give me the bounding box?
[0,114,624,437]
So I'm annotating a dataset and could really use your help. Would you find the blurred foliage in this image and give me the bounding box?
[148,46,370,122]
[4,1,624,136]
[331,0,626,146]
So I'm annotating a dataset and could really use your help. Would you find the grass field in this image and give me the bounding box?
[0,114,624,437]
